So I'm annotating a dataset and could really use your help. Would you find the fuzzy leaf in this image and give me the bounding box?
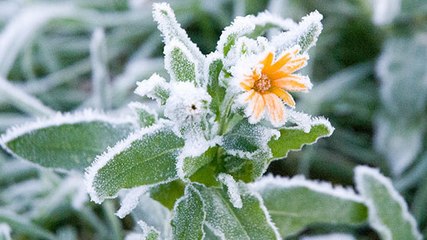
[271,11,323,53]
[224,155,269,183]
[205,53,225,118]
[251,175,368,238]
[194,183,280,240]
[0,111,135,171]
[179,147,217,179]
[165,39,198,84]
[355,166,422,240]
[172,185,205,240]
[223,119,279,160]
[85,124,185,203]
[268,118,333,160]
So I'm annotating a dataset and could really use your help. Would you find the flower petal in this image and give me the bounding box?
[270,87,296,107]
[264,93,286,126]
[245,92,265,123]
[260,52,274,72]
[272,75,310,92]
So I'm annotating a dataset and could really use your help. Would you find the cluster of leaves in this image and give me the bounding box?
[0,1,426,239]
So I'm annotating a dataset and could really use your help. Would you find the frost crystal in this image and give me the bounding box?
[218,174,243,208]
[116,186,148,218]
[135,73,170,105]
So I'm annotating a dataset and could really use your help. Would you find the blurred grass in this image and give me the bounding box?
[0,0,426,239]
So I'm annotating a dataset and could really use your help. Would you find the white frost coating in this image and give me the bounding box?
[137,220,160,239]
[134,73,170,104]
[124,233,144,240]
[0,223,11,240]
[271,10,323,52]
[164,82,211,123]
[250,174,363,203]
[204,52,223,88]
[371,0,401,26]
[0,109,136,147]
[152,3,204,63]
[218,174,243,209]
[217,11,296,56]
[205,222,226,240]
[354,166,423,240]
[116,186,148,218]
[164,38,199,83]
[84,122,166,203]
[301,233,355,240]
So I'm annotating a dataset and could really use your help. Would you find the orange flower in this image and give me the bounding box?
[239,46,311,126]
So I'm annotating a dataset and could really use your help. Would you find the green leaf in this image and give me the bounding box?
[223,119,279,160]
[224,155,268,183]
[137,221,161,240]
[172,185,205,240]
[164,39,198,84]
[268,118,333,160]
[355,166,422,240]
[206,54,225,118]
[85,123,185,203]
[129,102,158,128]
[179,147,216,180]
[150,180,185,210]
[251,175,368,238]
[194,183,280,240]
[0,111,135,171]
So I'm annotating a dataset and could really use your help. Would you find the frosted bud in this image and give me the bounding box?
[134,73,170,105]
[164,82,211,123]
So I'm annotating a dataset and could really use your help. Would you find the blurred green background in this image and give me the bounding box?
[0,0,426,239]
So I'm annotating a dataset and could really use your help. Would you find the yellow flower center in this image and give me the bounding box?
[253,74,271,93]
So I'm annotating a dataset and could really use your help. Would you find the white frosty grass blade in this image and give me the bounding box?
[217,11,296,56]
[268,117,334,160]
[85,123,185,203]
[0,209,56,240]
[222,119,280,160]
[355,166,422,240]
[250,175,367,238]
[164,39,198,84]
[0,223,11,240]
[152,3,204,65]
[0,110,135,171]
[90,28,110,109]
[194,183,280,240]
[271,10,323,53]
[172,185,205,240]
[218,173,243,208]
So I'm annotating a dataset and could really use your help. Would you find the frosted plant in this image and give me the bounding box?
[0,2,422,240]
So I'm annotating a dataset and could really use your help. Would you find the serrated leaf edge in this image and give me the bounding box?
[354,166,422,240]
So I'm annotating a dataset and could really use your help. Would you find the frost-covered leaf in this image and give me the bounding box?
[194,183,280,240]
[164,39,198,84]
[152,3,204,71]
[129,102,158,128]
[223,119,279,160]
[150,180,185,210]
[172,185,205,240]
[137,221,160,240]
[85,123,185,203]
[377,36,427,118]
[271,11,323,53]
[224,155,268,183]
[135,73,170,105]
[268,117,334,160]
[218,173,243,208]
[374,112,425,176]
[250,175,368,238]
[116,186,148,218]
[218,12,295,57]
[0,110,135,171]
[355,166,422,240]
[0,223,11,240]
[205,53,226,117]
[177,147,216,180]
